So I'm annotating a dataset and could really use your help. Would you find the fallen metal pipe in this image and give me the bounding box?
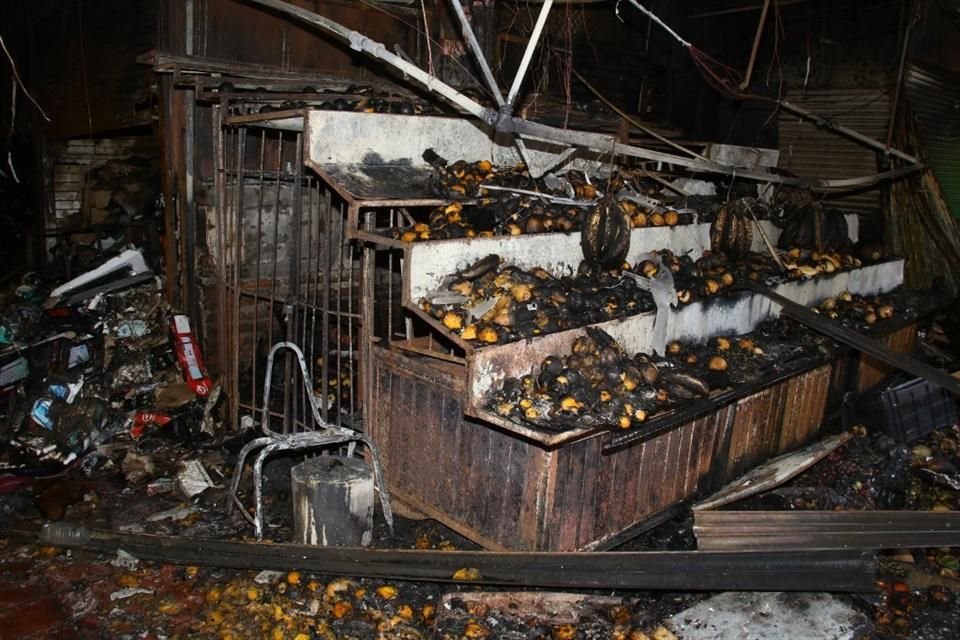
[37,522,878,592]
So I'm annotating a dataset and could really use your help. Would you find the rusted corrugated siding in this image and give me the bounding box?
[779,89,891,219]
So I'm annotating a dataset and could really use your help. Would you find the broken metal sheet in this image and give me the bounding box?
[145,505,197,523]
[693,432,853,512]
[109,587,154,601]
[664,592,870,640]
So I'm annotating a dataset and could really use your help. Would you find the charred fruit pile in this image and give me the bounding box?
[421,245,890,347]
[387,153,695,241]
[814,290,898,329]
[486,321,835,433]
[434,594,681,640]
[420,260,655,344]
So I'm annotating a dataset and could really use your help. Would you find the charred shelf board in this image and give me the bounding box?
[224,109,306,131]
[308,163,447,206]
[694,510,960,551]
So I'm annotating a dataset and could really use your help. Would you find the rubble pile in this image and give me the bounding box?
[0,249,218,473]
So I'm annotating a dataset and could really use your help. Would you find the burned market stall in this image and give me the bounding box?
[197,101,934,552]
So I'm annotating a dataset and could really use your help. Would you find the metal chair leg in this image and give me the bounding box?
[359,435,394,536]
[227,436,280,521]
[251,441,289,540]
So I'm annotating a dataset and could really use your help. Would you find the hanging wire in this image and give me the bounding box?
[0,33,50,122]
[77,0,94,136]
[355,0,494,100]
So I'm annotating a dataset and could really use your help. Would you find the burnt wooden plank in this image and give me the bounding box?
[682,418,703,499]
[662,427,683,506]
[518,440,546,549]
[546,439,577,550]
[593,434,618,542]
[614,434,643,536]
[678,419,698,502]
[646,432,669,518]
[778,369,804,453]
[708,405,737,492]
[574,437,601,549]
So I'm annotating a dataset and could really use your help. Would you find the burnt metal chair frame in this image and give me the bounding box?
[227,341,393,539]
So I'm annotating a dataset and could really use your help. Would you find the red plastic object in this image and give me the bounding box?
[130,411,173,439]
[169,314,213,397]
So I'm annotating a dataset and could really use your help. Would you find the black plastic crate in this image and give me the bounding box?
[843,374,958,443]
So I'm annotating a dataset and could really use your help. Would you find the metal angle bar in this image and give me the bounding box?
[38,523,877,593]
[694,511,960,550]
[746,281,960,396]
[697,533,960,551]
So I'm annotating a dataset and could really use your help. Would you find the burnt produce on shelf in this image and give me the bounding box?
[425,246,887,347]
[387,157,693,241]
[709,200,755,258]
[486,321,837,434]
[421,259,656,344]
[813,290,903,330]
[582,193,631,269]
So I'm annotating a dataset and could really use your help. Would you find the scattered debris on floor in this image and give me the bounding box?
[663,591,870,640]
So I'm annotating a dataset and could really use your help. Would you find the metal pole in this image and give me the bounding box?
[448,0,539,173]
[449,0,503,106]
[738,0,771,91]
[506,0,554,108]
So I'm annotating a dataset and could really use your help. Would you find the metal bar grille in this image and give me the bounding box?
[214,109,361,433]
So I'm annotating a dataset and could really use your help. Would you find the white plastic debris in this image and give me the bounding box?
[110,549,140,569]
[110,587,154,601]
[177,459,216,498]
[665,592,867,640]
[146,505,196,522]
[255,570,285,584]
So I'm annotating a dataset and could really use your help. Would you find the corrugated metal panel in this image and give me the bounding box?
[778,89,891,216]
[905,65,960,217]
